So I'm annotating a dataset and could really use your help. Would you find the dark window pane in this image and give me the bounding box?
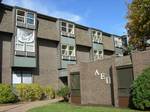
[17,10,25,16]
[27,18,34,24]
[27,12,34,18]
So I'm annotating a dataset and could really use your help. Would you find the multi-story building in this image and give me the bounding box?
[0,3,126,89]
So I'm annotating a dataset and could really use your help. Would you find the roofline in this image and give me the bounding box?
[0,3,120,36]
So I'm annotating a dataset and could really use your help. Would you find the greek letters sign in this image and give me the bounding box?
[95,69,111,84]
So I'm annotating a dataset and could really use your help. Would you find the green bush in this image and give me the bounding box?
[15,83,43,101]
[0,84,17,103]
[57,86,70,101]
[131,67,150,110]
[43,85,55,99]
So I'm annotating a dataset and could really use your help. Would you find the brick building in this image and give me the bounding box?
[0,3,126,89]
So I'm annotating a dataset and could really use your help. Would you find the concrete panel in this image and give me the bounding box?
[13,56,36,68]
[115,47,123,55]
[61,60,76,68]
[93,43,103,50]
[61,36,75,45]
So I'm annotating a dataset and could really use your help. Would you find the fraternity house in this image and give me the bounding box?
[0,3,126,87]
[1,3,150,108]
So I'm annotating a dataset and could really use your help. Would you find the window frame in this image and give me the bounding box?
[114,37,123,48]
[16,9,35,26]
[15,28,35,54]
[12,71,33,84]
[92,30,102,43]
[93,49,103,61]
[61,44,76,59]
[60,21,75,35]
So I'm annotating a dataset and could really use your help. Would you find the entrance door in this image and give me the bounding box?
[117,66,133,107]
[70,72,81,104]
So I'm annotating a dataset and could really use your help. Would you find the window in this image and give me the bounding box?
[61,22,67,32]
[15,28,35,53]
[114,37,123,48]
[61,44,75,59]
[16,9,35,25]
[93,50,103,61]
[92,31,102,43]
[16,10,25,23]
[26,12,34,25]
[60,21,74,34]
[61,45,68,56]
[12,71,32,84]
[69,46,75,56]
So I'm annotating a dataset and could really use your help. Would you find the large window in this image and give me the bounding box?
[16,9,35,25]
[92,31,102,43]
[114,37,123,48]
[61,44,75,60]
[15,28,35,53]
[93,50,103,61]
[60,21,74,34]
[12,71,32,84]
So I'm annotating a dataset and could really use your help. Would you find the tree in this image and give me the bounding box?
[131,67,150,110]
[126,0,150,50]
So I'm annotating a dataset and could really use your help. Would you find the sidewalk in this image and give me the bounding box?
[0,98,62,112]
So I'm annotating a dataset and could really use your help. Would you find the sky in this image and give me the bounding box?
[2,0,131,36]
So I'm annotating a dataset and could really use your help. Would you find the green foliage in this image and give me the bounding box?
[126,0,150,50]
[15,83,43,101]
[0,84,17,103]
[57,86,70,101]
[131,67,150,110]
[43,85,55,99]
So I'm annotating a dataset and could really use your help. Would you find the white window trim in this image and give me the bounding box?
[60,21,75,35]
[26,12,36,25]
[16,9,26,25]
[61,44,76,59]
[16,9,35,26]
[92,31,102,43]
[114,37,123,48]
[12,71,32,84]
[94,50,103,61]
[15,28,35,54]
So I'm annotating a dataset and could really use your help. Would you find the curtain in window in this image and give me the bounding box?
[15,28,35,52]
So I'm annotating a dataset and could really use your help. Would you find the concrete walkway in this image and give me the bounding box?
[0,98,62,112]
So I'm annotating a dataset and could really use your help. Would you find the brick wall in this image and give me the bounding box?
[131,50,150,79]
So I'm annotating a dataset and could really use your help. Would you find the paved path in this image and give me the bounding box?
[0,98,62,112]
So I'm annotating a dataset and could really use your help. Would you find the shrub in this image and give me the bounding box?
[15,83,43,101]
[43,85,55,99]
[0,84,17,103]
[57,86,70,102]
[131,67,150,110]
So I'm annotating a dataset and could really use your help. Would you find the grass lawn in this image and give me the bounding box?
[27,102,144,112]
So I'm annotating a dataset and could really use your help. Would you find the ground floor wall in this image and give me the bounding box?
[0,32,12,84]
[33,38,59,89]
[0,36,62,90]
[69,49,150,107]
[69,57,119,107]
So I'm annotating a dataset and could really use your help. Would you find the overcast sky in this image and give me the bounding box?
[2,0,132,36]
